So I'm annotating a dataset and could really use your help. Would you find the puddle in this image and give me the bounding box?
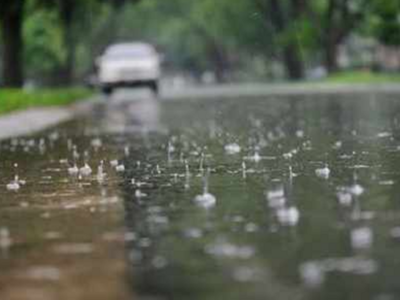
[2,92,400,299]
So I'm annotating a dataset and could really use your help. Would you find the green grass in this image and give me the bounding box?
[324,70,400,84]
[0,88,93,115]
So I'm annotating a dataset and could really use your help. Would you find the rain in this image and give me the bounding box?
[2,0,400,299]
[0,91,400,299]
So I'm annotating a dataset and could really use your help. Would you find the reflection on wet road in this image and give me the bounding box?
[2,89,400,299]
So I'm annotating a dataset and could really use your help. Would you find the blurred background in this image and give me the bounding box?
[1,0,400,89]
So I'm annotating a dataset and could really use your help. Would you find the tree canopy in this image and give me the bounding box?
[0,0,398,87]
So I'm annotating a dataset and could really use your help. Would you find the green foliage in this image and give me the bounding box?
[0,88,92,114]
[324,70,400,83]
[23,9,64,77]
[2,0,400,85]
[366,0,400,45]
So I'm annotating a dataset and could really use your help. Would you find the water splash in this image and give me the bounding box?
[68,163,79,176]
[194,168,216,209]
[224,143,241,155]
[97,160,106,182]
[79,163,92,176]
[315,163,330,179]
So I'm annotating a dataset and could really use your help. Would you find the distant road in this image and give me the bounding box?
[161,82,400,101]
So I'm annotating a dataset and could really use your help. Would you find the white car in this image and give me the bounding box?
[97,42,161,95]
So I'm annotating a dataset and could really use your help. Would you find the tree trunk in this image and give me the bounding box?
[323,0,340,73]
[322,0,363,73]
[261,0,304,80]
[1,0,24,87]
[283,44,304,80]
[325,38,339,73]
[59,0,76,85]
[209,42,229,83]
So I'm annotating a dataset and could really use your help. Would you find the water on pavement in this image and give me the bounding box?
[2,89,400,300]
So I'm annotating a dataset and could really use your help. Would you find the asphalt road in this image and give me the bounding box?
[2,86,400,300]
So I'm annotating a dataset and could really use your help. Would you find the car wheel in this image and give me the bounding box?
[102,86,113,96]
[149,81,159,96]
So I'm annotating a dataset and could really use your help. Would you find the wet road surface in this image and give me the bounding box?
[2,88,400,299]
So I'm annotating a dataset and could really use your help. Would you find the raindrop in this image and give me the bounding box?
[152,256,168,269]
[6,177,20,191]
[184,228,203,239]
[205,239,255,259]
[351,227,373,250]
[91,138,102,149]
[276,206,300,226]
[124,146,130,156]
[232,266,258,282]
[242,161,247,179]
[377,131,391,138]
[245,150,262,163]
[97,161,106,182]
[266,186,285,208]
[72,145,79,160]
[135,189,147,198]
[199,153,205,173]
[245,222,259,232]
[348,183,364,197]
[110,159,118,167]
[68,164,79,176]
[115,164,125,172]
[294,129,304,138]
[156,164,161,175]
[0,228,12,249]
[167,141,175,162]
[224,143,241,155]
[6,163,23,191]
[390,227,400,239]
[299,262,325,288]
[315,164,330,179]
[336,190,352,206]
[194,168,216,209]
[333,141,342,149]
[288,165,297,182]
[283,152,292,160]
[79,163,92,176]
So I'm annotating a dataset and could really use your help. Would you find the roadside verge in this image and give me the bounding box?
[0,96,99,141]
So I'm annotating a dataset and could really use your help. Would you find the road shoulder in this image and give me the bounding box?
[0,96,99,141]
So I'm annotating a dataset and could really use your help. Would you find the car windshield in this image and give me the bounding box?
[104,46,155,60]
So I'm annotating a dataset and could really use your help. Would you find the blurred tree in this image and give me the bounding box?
[60,0,142,84]
[255,0,307,80]
[57,0,77,85]
[367,0,400,46]
[311,0,367,72]
[23,7,64,83]
[117,0,233,82]
[118,0,279,82]
[28,0,142,85]
[1,0,393,87]
[91,0,142,55]
[0,0,25,87]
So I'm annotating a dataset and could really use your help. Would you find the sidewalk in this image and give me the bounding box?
[0,96,99,141]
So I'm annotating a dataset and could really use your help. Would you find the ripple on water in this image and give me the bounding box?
[53,243,94,255]
[205,239,255,259]
[300,257,378,288]
[22,266,61,281]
